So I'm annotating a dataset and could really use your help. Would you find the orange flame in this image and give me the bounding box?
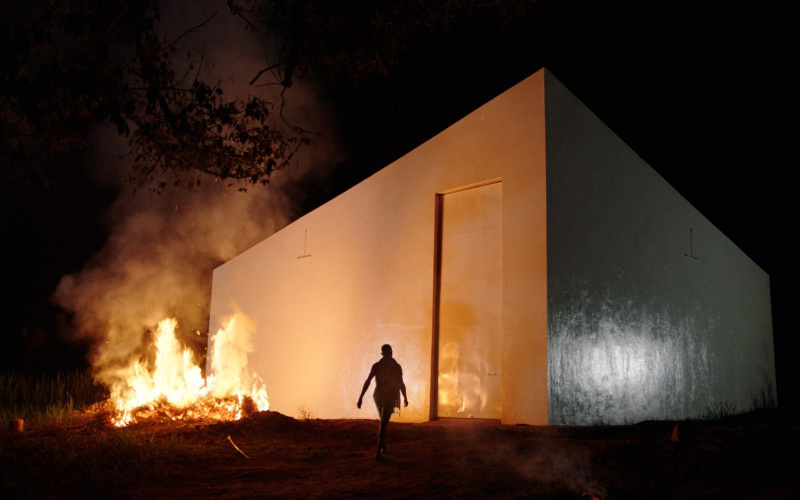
[108,314,268,427]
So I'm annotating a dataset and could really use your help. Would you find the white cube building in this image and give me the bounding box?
[208,69,775,425]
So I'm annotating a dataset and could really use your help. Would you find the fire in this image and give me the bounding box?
[438,341,487,417]
[107,314,268,427]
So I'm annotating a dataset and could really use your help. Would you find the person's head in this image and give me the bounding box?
[381,344,393,357]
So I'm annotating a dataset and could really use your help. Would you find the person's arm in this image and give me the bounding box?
[357,366,375,409]
[399,366,408,407]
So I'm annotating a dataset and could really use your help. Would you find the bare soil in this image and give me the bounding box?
[2,404,799,499]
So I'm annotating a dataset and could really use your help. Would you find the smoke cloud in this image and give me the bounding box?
[440,425,606,496]
[52,1,343,382]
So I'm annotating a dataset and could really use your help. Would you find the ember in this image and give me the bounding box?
[106,314,268,427]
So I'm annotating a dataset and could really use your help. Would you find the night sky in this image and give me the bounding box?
[2,1,795,406]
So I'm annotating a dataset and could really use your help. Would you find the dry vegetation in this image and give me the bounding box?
[2,400,800,499]
[0,372,107,429]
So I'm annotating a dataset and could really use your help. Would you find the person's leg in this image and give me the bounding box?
[373,398,386,461]
[374,398,391,460]
[378,406,391,455]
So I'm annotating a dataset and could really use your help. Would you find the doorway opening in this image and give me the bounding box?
[430,179,502,420]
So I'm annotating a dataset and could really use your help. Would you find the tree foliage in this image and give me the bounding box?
[1,0,311,191]
[1,0,536,190]
[231,0,537,87]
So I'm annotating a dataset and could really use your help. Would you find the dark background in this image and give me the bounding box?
[2,1,795,406]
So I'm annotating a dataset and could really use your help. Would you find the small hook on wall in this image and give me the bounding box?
[297,229,312,259]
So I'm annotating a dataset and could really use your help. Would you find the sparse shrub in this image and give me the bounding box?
[698,388,777,422]
[699,401,737,421]
[749,387,776,412]
[297,404,314,420]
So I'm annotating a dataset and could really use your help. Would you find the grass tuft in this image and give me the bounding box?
[699,401,737,421]
[0,371,107,428]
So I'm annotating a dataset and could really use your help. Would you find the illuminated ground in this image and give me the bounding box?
[2,405,799,498]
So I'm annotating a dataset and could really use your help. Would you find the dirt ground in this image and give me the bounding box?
[2,405,800,499]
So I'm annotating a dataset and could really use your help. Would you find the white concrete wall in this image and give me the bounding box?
[209,70,549,423]
[544,71,776,424]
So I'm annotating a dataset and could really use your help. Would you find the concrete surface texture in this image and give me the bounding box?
[544,71,776,424]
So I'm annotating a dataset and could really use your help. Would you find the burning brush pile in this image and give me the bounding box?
[99,314,268,427]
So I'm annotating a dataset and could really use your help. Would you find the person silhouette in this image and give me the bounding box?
[357,344,408,461]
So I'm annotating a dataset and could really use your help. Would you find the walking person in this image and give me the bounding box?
[357,344,409,461]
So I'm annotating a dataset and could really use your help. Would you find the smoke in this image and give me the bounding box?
[52,1,344,381]
[51,174,284,372]
[505,441,605,496]
[439,424,606,496]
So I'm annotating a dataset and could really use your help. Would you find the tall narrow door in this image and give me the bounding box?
[437,181,502,418]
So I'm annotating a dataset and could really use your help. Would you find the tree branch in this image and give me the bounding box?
[248,62,283,86]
